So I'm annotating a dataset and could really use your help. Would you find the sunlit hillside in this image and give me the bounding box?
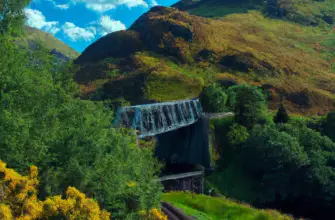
[75,6,334,115]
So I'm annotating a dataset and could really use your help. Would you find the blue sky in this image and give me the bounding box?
[24,0,179,52]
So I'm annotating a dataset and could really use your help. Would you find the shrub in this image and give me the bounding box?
[227,124,249,147]
[0,33,163,218]
[227,84,269,128]
[200,83,228,113]
[242,125,309,202]
[0,160,111,220]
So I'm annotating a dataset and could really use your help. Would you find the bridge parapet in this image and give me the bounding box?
[113,99,203,138]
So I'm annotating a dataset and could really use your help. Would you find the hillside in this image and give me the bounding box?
[20,26,80,60]
[74,4,335,115]
[163,192,294,220]
[174,0,335,26]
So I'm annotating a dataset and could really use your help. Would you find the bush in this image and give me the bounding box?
[200,83,228,113]
[242,125,309,202]
[0,160,111,220]
[227,124,249,147]
[0,34,163,218]
[227,84,269,128]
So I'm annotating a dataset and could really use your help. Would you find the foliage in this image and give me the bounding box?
[242,125,309,202]
[75,6,335,114]
[139,208,167,220]
[0,0,30,35]
[200,83,227,113]
[227,124,249,146]
[228,84,269,128]
[274,103,289,124]
[0,34,163,218]
[323,111,335,142]
[0,160,111,220]
[162,191,294,220]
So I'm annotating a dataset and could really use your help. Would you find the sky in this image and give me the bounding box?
[24,0,179,52]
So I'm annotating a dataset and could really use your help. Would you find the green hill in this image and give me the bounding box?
[20,26,80,60]
[174,0,335,26]
[74,4,334,115]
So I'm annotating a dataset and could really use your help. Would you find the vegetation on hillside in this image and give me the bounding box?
[175,0,335,27]
[205,84,335,220]
[75,6,334,115]
[0,2,164,219]
[21,26,80,60]
[0,160,111,220]
[163,191,295,220]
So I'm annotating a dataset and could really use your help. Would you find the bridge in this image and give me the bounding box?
[113,99,233,195]
[113,99,203,138]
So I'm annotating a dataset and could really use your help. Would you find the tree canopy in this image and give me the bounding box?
[0,31,163,218]
[0,0,30,34]
[227,84,269,128]
[200,83,227,113]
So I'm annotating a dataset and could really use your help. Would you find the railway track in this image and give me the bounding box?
[161,202,196,220]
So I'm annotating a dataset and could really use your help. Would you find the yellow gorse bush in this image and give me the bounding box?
[0,160,111,220]
[139,208,167,220]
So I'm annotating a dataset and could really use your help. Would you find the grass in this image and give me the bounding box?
[75,6,334,115]
[22,26,80,59]
[162,192,294,220]
[175,0,264,19]
[179,0,335,27]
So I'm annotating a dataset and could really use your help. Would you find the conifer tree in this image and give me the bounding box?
[274,103,289,124]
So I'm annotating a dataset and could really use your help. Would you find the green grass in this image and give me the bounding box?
[162,192,294,220]
[21,26,80,59]
[177,0,264,19]
[76,6,335,115]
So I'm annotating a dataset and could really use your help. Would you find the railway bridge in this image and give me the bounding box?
[113,99,233,194]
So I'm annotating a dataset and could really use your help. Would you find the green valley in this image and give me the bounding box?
[1,0,335,219]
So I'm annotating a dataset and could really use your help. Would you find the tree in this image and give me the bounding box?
[227,84,269,129]
[227,123,249,147]
[0,34,163,218]
[274,103,289,124]
[200,83,228,113]
[242,125,309,202]
[0,0,31,35]
[323,111,335,142]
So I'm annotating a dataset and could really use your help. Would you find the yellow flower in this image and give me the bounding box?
[0,204,13,220]
[29,166,38,179]
[0,160,111,220]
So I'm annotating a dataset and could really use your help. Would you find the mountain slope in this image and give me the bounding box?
[20,26,80,60]
[174,0,335,26]
[74,5,334,115]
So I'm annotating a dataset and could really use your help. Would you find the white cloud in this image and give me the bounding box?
[151,0,158,6]
[46,0,71,10]
[24,8,60,34]
[62,22,96,41]
[72,0,148,12]
[99,15,126,36]
[55,4,70,10]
